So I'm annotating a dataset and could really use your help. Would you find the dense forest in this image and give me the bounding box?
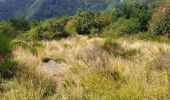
[0,0,170,99]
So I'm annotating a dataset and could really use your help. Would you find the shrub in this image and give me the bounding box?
[30,19,38,28]
[28,17,69,40]
[114,4,134,19]
[0,58,17,78]
[8,17,30,31]
[137,5,153,31]
[149,0,170,36]
[75,11,95,34]
[0,34,11,57]
[75,11,112,35]
[114,4,153,32]
[65,17,77,36]
[0,22,20,38]
[113,18,140,35]
[103,38,122,55]
[94,12,112,30]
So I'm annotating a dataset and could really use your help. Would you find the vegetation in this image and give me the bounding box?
[0,0,170,99]
[0,0,157,20]
[149,0,170,36]
[28,17,69,40]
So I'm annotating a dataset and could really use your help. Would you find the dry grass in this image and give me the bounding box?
[11,35,170,99]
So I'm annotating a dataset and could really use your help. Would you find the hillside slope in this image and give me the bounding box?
[0,0,157,20]
[10,36,170,99]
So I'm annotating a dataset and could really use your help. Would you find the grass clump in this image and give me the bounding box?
[0,64,57,100]
[0,58,17,79]
[103,38,139,58]
[103,38,122,54]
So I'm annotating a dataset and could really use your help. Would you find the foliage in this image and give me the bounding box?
[112,18,140,35]
[75,11,112,35]
[0,33,11,57]
[28,17,69,40]
[149,0,170,36]
[0,58,17,78]
[8,17,30,31]
[75,11,95,35]
[0,22,20,38]
[30,19,38,28]
[115,4,153,31]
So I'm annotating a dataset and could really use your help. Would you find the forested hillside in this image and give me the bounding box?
[0,0,158,20]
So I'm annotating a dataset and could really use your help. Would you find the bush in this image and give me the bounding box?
[75,11,112,35]
[28,17,69,40]
[114,4,153,32]
[8,17,30,31]
[0,22,20,38]
[112,18,140,35]
[149,0,170,36]
[75,11,95,34]
[0,58,17,78]
[93,12,112,30]
[0,34,11,57]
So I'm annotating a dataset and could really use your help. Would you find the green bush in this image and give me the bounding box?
[0,34,11,57]
[75,11,95,34]
[75,11,112,35]
[112,18,140,35]
[93,12,112,30]
[0,58,17,78]
[114,4,153,32]
[8,17,30,31]
[0,22,20,38]
[28,17,69,40]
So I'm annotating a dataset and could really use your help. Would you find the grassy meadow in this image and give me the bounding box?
[0,0,170,99]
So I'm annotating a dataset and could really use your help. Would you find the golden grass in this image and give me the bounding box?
[11,35,170,99]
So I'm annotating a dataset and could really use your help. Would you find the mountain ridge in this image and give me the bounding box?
[0,0,157,20]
